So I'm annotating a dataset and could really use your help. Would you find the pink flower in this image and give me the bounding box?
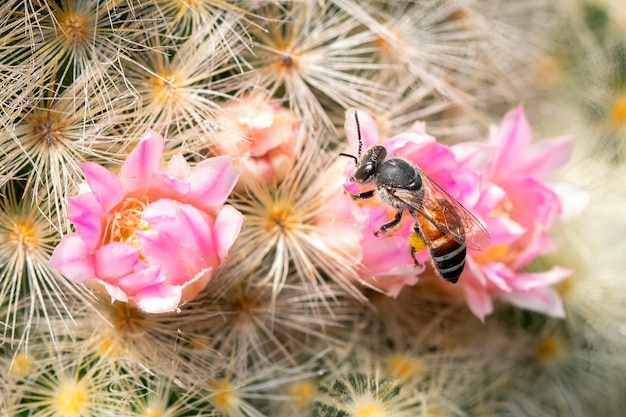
[341,107,572,319]
[456,106,573,319]
[50,130,244,314]
[215,94,301,190]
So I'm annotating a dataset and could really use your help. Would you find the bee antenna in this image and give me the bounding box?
[339,152,358,163]
[354,111,362,157]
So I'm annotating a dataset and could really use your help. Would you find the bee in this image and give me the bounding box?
[340,111,490,283]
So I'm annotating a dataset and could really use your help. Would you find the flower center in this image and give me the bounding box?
[472,196,522,265]
[210,379,236,410]
[471,244,511,265]
[27,110,68,149]
[10,220,41,252]
[387,354,422,380]
[535,55,562,87]
[59,11,91,49]
[109,303,148,337]
[373,28,403,64]
[144,408,165,417]
[103,198,151,246]
[353,401,384,417]
[272,49,299,73]
[535,335,566,366]
[610,95,626,127]
[151,72,183,106]
[288,380,317,407]
[266,205,295,233]
[10,353,33,377]
[55,381,89,415]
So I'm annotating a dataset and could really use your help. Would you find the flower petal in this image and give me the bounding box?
[165,153,191,179]
[462,278,493,322]
[148,171,191,203]
[509,266,572,291]
[186,155,239,213]
[180,267,214,305]
[518,137,572,179]
[552,182,590,220]
[361,232,415,273]
[473,183,505,216]
[213,205,244,263]
[94,279,129,303]
[119,129,165,196]
[249,112,295,155]
[488,105,532,180]
[452,142,495,171]
[387,129,435,153]
[482,216,524,247]
[453,167,483,208]
[173,203,219,275]
[49,234,96,283]
[500,286,565,318]
[135,227,189,286]
[67,193,103,251]
[94,242,140,281]
[374,273,419,298]
[115,265,164,295]
[507,175,561,228]
[480,263,513,292]
[134,284,183,314]
[80,162,124,212]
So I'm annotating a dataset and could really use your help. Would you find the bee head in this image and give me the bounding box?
[339,110,387,184]
[350,145,387,184]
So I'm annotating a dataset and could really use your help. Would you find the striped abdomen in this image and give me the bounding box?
[414,199,466,283]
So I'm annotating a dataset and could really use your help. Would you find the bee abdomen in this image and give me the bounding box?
[429,237,466,283]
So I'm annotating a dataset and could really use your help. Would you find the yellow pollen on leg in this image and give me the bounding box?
[408,231,426,251]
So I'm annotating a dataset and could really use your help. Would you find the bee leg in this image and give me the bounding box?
[410,246,423,267]
[349,189,375,200]
[374,209,403,236]
[408,227,426,268]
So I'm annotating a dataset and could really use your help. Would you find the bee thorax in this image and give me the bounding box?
[377,159,422,190]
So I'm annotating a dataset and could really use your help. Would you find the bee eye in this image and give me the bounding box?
[352,162,375,182]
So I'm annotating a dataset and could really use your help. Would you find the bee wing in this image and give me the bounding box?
[391,174,490,251]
